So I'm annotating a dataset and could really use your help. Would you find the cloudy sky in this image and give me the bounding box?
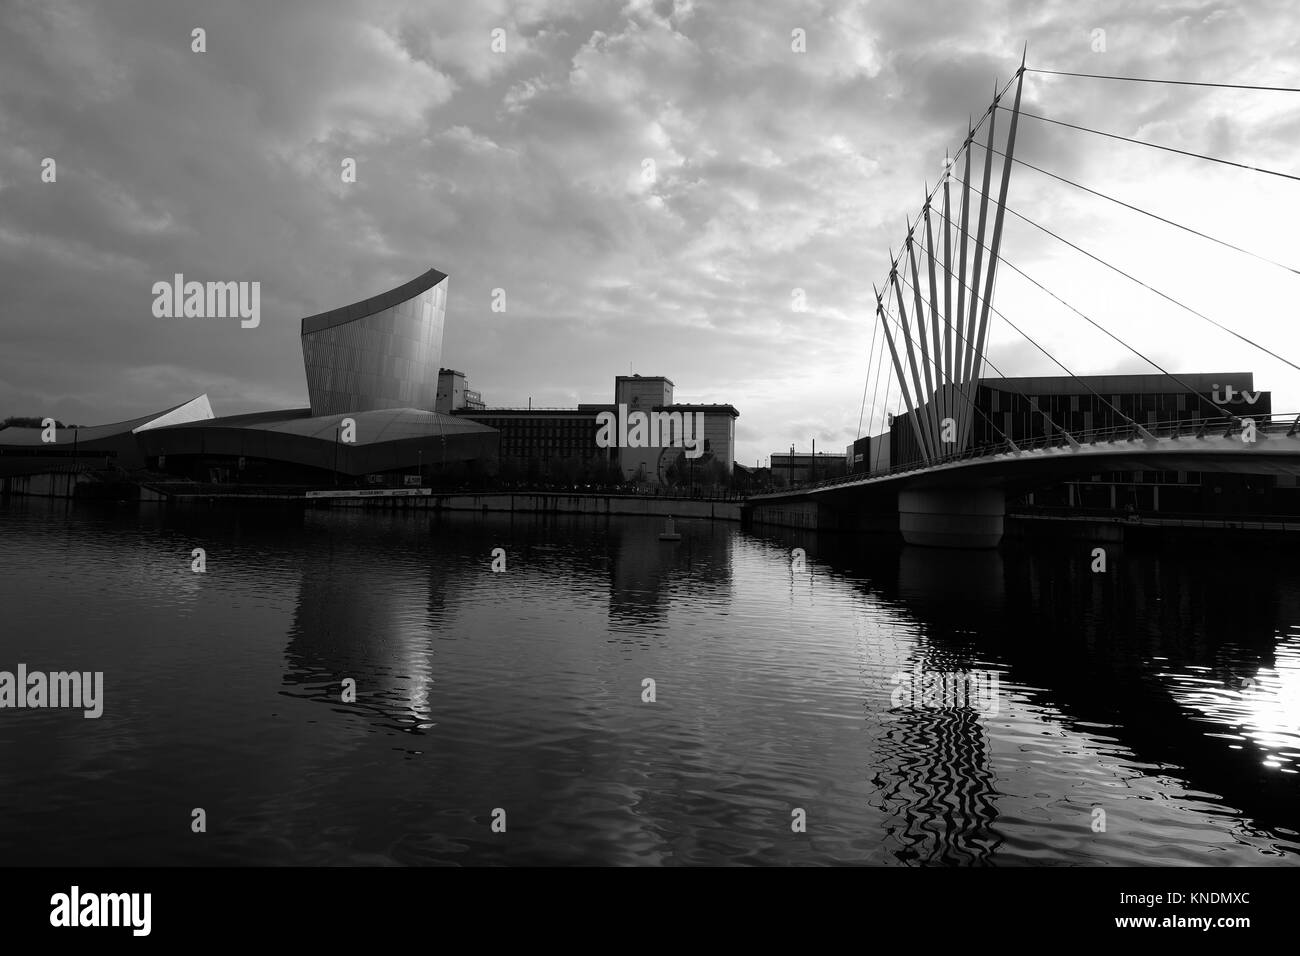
[2,0,1298,467]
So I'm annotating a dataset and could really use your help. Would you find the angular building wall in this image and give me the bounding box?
[300,268,448,417]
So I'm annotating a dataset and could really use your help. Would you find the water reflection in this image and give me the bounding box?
[763,525,1300,861]
[607,516,734,630]
[270,511,1300,864]
[1,497,1297,865]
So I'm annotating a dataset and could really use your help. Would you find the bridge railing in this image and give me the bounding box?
[768,412,1300,496]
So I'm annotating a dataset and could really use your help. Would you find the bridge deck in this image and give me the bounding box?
[751,418,1300,503]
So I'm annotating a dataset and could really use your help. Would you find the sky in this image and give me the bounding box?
[1,0,1299,468]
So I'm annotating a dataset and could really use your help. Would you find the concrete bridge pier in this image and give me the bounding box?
[898,488,1005,548]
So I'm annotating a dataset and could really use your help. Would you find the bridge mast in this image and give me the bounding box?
[889,252,940,461]
[907,230,945,456]
[951,121,974,454]
[923,192,945,448]
[940,164,954,446]
[868,50,1038,465]
[957,90,997,451]
[875,284,933,463]
[963,49,1027,451]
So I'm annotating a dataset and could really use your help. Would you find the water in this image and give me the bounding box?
[0,497,1297,866]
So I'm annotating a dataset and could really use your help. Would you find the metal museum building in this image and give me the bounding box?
[0,267,499,495]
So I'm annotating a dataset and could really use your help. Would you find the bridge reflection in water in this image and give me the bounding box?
[848,547,1005,865]
[803,524,1299,864]
[4,498,1293,866]
[271,511,1297,865]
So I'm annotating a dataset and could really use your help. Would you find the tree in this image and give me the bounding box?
[700,459,728,487]
[3,416,68,429]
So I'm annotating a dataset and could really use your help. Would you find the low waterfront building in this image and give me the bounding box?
[446,406,617,484]
[770,451,847,486]
[847,434,890,474]
[453,375,739,487]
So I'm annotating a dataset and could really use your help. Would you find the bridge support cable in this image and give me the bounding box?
[1003,107,1300,185]
[857,284,883,438]
[949,188,1234,428]
[855,360,871,439]
[864,283,902,448]
[982,188,1300,378]
[883,279,1024,457]
[880,272,1025,460]
[923,194,946,437]
[868,295,895,438]
[875,284,934,462]
[957,175,1298,410]
[906,230,946,454]
[889,247,941,459]
[913,237,1140,446]
[1026,67,1300,94]
[946,199,1225,431]
[987,148,1300,277]
[941,159,955,436]
[899,268,1076,452]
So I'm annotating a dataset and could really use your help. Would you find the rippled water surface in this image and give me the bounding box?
[1,498,1297,865]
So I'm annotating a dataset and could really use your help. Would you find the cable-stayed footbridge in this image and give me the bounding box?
[749,52,1300,546]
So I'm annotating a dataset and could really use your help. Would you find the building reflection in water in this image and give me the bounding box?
[284,509,443,733]
[607,516,735,634]
[270,505,1300,863]
[13,495,1300,865]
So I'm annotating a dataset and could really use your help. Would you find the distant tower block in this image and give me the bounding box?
[300,268,448,417]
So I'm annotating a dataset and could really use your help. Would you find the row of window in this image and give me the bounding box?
[485,421,594,440]
[502,442,600,453]
[986,389,1269,416]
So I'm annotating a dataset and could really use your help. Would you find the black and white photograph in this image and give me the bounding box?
[0,0,1294,937]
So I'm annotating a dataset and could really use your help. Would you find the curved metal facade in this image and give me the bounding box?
[300,268,448,417]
